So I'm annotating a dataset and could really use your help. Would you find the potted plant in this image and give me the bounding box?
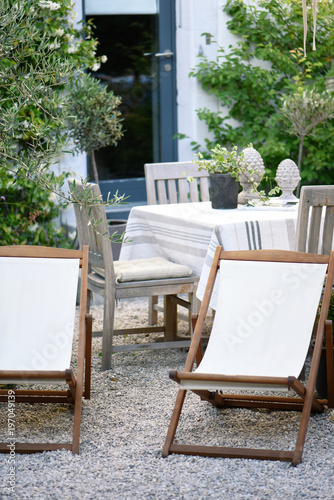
[193,144,272,209]
[193,145,244,209]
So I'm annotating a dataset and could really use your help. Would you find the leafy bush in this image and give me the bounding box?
[189,0,334,185]
[0,0,115,246]
[0,171,74,247]
[66,72,123,183]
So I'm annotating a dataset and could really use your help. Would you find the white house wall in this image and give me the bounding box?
[175,0,242,161]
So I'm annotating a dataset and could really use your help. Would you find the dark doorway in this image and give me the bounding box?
[87,14,158,180]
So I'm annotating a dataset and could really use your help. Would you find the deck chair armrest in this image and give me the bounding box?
[84,314,93,400]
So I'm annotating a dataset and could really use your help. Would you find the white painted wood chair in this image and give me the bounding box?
[68,178,199,371]
[0,245,92,454]
[163,246,334,465]
[144,161,209,324]
[144,161,210,205]
[295,185,334,254]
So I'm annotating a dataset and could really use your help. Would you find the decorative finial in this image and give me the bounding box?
[275,159,301,203]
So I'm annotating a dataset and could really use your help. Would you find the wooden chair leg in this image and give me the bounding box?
[101,291,115,371]
[192,314,203,367]
[162,389,187,457]
[164,295,177,342]
[149,296,158,325]
[325,321,334,408]
[72,379,84,454]
[87,289,92,314]
[84,314,92,400]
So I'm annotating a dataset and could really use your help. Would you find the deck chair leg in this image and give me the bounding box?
[293,408,311,465]
[162,389,187,457]
[149,296,159,325]
[72,379,84,454]
[325,321,334,408]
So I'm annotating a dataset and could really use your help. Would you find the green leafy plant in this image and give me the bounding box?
[194,145,244,178]
[188,0,334,186]
[66,72,124,184]
[281,89,334,173]
[0,172,73,247]
[193,144,279,202]
[0,0,122,246]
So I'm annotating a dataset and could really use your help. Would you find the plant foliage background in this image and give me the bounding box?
[189,0,334,187]
[0,0,122,246]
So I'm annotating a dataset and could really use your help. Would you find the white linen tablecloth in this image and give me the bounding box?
[119,201,298,307]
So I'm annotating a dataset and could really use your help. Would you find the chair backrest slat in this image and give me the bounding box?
[68,179,115,277]
[308,206,322,253]
[295,185,334,255]
[167,179,178,203]
[144,161,210,205]
[323,206,334,255]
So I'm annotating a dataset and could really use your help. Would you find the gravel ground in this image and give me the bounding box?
[1,297,334,500]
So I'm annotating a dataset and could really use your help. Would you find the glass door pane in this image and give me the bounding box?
[87,14,158,180]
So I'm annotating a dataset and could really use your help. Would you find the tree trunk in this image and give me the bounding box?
[296,136,304,197]
[91,149,99,184]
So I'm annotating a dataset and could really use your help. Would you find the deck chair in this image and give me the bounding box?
[144,161,209,324]
[163,246,334,465]
[295,185,334,255]
[0,245,92,454]
[68,178,199,371]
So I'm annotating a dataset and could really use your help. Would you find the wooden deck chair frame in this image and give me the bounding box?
[295,185,334,255]
[144,161,209,325]
[163,246,334,466]
[0,245,92,454]
[69,178,199,371]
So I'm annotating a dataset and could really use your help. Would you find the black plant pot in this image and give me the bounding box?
[108,219,127,261]
[316,348,334,399]
[210,173,239,209]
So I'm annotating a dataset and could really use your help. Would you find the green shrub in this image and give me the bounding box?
[189,0,334,186]
[0,169,74,247]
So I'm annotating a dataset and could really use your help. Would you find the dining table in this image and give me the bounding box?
[119,201,299,309]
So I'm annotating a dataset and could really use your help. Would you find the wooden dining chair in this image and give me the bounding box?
[0,245,92,454]
[144,161,210,205]
[294,185,334,255]
[68,178,199,371]
[144,161,209,324]
[163,246,334,466]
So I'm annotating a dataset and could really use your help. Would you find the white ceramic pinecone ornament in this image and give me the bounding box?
[275,159,301,203]
[238,147,265,204]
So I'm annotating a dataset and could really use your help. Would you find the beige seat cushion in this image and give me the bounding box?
[92,257,193,283]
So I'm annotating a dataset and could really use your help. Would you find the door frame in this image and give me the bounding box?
[158,0,178,162]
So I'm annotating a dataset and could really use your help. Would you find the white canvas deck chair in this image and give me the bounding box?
[163,246,334,465]
[0,245,92,454]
